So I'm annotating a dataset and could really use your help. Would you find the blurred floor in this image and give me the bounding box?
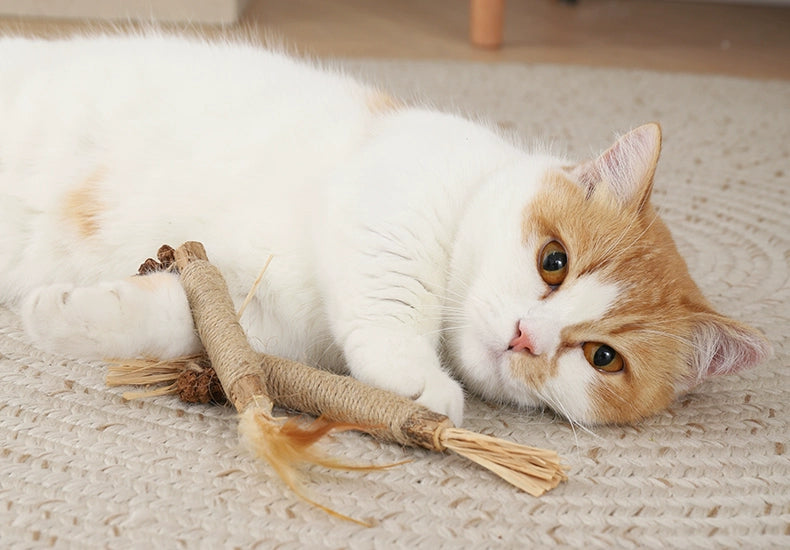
[0,0,789,79]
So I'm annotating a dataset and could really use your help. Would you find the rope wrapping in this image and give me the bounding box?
[111,241,566,506]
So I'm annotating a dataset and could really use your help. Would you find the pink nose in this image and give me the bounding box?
[508,321,537,355]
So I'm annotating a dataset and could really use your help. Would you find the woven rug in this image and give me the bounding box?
[2,59,788,548]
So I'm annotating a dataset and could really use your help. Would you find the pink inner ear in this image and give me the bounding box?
[572,123,662,210]
[692,318,773,383]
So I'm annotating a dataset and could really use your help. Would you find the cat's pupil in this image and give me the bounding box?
[542,251,567,272]
[538,240,569,287]
[593,345,616,366]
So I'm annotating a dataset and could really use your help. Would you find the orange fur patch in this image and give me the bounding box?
[62,168,107,238]
[516,169,715,424]
[510,352,559,390]
[366,90,402,115]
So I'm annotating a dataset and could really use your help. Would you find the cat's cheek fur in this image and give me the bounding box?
[541,352,595,422]
[588,365,677,425]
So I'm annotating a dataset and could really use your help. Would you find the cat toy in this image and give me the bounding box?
[108,242,566,520]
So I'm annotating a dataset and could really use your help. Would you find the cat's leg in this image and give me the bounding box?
[325,260,465,425]
[342,323,465,425]
[22,271,201,359]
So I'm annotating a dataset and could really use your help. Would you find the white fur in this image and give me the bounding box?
[444,163,621,412]
[0,33,621,426]
[529,276,620,420]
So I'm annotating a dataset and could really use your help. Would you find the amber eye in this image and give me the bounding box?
[538,240,568,287]
[583,342,625,373]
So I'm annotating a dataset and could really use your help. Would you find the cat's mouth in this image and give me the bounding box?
[496,353,559,415]
[493,347,538,400]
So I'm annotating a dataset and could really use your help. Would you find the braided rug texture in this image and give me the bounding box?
[1,59,788,549]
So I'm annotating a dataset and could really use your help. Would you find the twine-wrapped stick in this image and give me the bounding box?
[110,242,566,509]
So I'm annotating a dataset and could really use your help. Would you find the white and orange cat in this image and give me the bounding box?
[0,34,771,427]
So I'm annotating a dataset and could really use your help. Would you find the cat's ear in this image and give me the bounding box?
[571,123,662,212]
[680,313,772,392]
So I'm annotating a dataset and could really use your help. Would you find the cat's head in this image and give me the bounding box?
[447,123,772,425]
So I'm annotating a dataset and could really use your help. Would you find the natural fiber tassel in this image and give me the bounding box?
[107,354,221,402]
[109,352,567,497]
[110,241,566,520]
[438,428,565,497]
[259,361,568,498]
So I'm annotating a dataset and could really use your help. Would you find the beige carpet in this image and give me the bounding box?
[2,59,788,548]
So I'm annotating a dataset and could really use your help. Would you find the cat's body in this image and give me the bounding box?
[0,34,770,426]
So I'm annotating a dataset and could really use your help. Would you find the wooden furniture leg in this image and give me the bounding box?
[470,0,505,49]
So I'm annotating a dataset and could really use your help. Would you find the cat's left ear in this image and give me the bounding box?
[679,313,773,392]
[570,122,662,212]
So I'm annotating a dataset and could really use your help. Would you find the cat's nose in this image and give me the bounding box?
[508,321,538,355]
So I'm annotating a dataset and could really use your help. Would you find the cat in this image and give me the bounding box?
[0,33,771,427]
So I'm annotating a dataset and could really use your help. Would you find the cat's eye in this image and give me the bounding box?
[538,240,568,287]
[583,342,624,373]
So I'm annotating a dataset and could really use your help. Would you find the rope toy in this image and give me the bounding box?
[108,242,567,521]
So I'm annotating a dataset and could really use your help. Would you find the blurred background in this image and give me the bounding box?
[0,0,788,79]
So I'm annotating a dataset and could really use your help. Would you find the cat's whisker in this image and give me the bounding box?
[420,304,466,315]
[432,319,467,331]
[548,390,600,439]
[615,211,660,260]
[420,325,473,339]
[593,383,643,423]
[532,388,586,447]
[595,210,642,262]
[598,209,656,264]
[310,336,344,368]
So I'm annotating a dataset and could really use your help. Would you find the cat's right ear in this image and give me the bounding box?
[570,123,662,212]
[677,313,773,393]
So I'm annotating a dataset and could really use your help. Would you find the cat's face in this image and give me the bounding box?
[446,124,771,425]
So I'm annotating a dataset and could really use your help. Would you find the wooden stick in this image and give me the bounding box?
[113,242,567,505]
[173,242,380,525]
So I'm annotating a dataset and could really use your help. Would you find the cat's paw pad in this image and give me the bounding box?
[415,372,465,427]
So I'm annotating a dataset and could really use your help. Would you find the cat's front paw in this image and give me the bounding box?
[21,275,200,359]
[357,364,465,426]
[343,330,466,425]
[22,283,99,356]
[414,370,465,427]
